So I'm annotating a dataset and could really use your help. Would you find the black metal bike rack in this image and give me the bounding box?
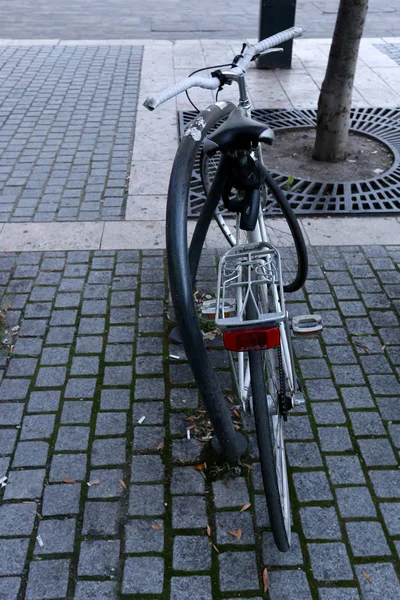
[166,108,247,463]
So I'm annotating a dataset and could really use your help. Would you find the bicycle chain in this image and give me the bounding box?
[277,345,290,421]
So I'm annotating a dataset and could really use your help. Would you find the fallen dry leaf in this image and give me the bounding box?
[211,542,220,553]
[119,479,127,490]
[185,415,197,421]
[194,463,205,471]
[88,478,100,486]
[227,395,235,404]
[206,524,212,537]
[187,424,196,430]
[233,409,240,419]
[37,512,43,520]
[381,344,386,351]
[151,524,163,530]
[240,503,251,512]
[362,569,372,584]
[243,463,254,471]
[228,529,242,542]
[263,567,269,592]
[63,478,76,484]
[156,442,164,451]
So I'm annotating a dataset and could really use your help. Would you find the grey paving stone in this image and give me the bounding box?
[369,469,400,498]
[46,326,75,344]
[326,455,365,485]
[95,412,127,436]
[0,538,29,576]
[34,518,76,555]
[356,562,400,599]
[346,520,390,557]
[35,366,67,388]
[218,551,259,591]
[319,589,360,599]
[133,425,165,451]
[136,336,163,354]
[336,486,376,518]
[305,379,338,401]
[263,532,303,565]
[82,501,120,535]
[74,581,117,600]
[349,411,386,436]
[286,442,323,467]
[49,453,87,482]
[25,559,70,600]
[105,344,133,363]
[215,510,255,545]
[134,377,165,399]
[103,365,133,385]
[132,401,164,425]
[341,387,375,409]
[0,378,30,400]
[268,570,312,600]
[75,335,103,354]
[55,425,89,451]
[368,374,399,395]
[40,346,70,365]
[360,354,393,374]
[20,413,55,440]
[308,542,353,581]
[91,438,126,466]
[380,502,400,535]
[100,388,130,410]
[388,423,400,448]
[170,387,199,409]
[376,397,400,420]
[358,437,397,466]
[50,310,77,326]
[0,502,36,536]
[78,539,120,576]
[87,469,125,498]
[172,495,207,529]
[13,440,49,467]
[284,415,314,439]
[125,519,164,553]
[293,471,333,502]
[4,469,45,500]
[71,356,99,376]
[0,577,21,599]
[13,337,43,356]
[173,535,211,571]
[333,364,365,385]
[170,576,212,600]
[128,484,165,516]
[131,454,165,483]
[0,402,24,425]
[171,467,205,494]
[27,390,60,413]
[64,378,96,398]
[318,426,353,452]
[42,483,81,516]
[122,557,164,595]
[212,477,249,508]
[300,506,341,540]
[0,428,18,454]
[312,402,346,425]
[7,357,37,377]
[78,317,105,335]
[61,401,93,424]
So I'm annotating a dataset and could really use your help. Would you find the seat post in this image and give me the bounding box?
[237,76,251,115]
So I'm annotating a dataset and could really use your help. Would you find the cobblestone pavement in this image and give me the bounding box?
[0,0,398,39]
[0,244,399,599]
[376,43,400,64]
[0,45,142,222]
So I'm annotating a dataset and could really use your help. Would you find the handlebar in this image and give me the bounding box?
[144,26,302,111]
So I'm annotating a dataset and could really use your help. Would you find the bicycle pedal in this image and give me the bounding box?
[201,298,236,320]
[293,393,305,407]
[292,314,323,336]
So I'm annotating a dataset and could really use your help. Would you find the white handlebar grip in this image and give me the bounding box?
[143,76,220,110]
[255,26,303,54]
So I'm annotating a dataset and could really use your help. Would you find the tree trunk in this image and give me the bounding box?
[312,0,369,162]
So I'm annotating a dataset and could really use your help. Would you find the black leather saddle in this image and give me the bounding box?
[204,107,274,154]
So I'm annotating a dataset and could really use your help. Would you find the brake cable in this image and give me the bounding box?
[185,62,233,113]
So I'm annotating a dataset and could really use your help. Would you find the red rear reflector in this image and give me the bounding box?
[223,326,280,352]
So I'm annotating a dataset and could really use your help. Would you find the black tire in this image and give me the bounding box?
[249,348,290,552]
[200,146,308,293]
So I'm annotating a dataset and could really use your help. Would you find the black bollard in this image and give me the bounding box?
[257,0,297,69]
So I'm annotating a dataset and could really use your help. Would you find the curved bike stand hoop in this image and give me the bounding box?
[166,104,247,463]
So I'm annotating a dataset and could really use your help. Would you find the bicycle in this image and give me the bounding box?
[145,27,321,552]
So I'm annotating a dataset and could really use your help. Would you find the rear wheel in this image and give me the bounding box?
[247,294,292,552]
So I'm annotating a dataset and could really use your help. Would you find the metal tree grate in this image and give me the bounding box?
[179,107,400,217]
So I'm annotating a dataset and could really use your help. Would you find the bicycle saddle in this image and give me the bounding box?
[203,107,274,154]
